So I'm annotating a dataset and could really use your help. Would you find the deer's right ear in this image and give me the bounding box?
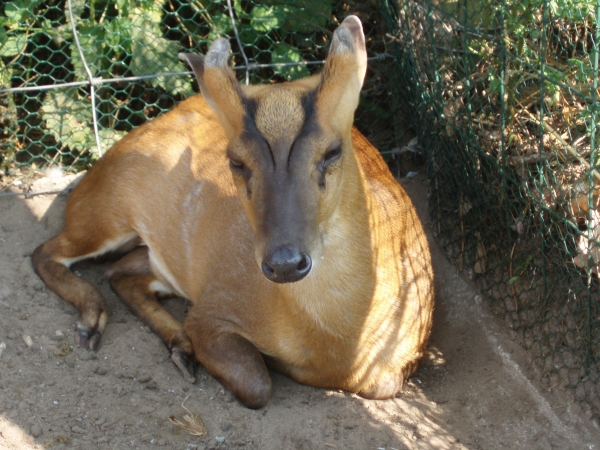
[179,39,246,138]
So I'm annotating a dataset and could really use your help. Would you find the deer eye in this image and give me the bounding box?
[318,146,342,189]
[322,146,342,166]
[229,158,245,171]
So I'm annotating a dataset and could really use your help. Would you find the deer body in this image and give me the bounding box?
[33,17,434,408]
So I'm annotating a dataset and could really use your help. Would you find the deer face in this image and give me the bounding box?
[180,16,366,283]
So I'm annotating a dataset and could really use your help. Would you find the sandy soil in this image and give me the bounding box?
[0,171,599,450]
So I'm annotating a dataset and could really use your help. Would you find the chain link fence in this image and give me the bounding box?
[383,0,600,420]
[2,0,600,423]
[0,0,397,178]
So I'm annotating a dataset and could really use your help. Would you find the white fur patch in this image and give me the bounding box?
[148,250,185,297]
[59,232,138,268]
[149,280,175,296]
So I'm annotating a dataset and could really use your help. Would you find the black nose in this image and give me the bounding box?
[262,246,312,283]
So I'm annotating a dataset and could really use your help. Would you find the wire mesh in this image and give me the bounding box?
[383,0,600,420]
[0,0,396,177]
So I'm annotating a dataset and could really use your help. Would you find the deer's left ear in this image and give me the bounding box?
[315,15,367,130]
[179,39,246,138]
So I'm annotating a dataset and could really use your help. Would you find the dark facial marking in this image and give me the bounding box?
[243,97,276,169]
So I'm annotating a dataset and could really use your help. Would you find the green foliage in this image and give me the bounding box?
[392,0,600,419]
[0,0,186,164]
[445,0,598,149]
[4,0,45,24]
[272,43,310,80]
[64,0,192,94]
[127,5,193,96]
[0,34,28,58]
[42,90,124,158]
[233,0,334,80]
[251,5,285,33]
[548,0,597,21]
[0,0,341,167]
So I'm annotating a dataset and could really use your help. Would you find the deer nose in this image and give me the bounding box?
[262,246,312,283]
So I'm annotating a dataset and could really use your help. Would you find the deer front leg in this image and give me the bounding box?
[185,309,272,409]
[107,248,195,383]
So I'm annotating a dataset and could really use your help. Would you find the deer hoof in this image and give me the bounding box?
[171,349,196,384]
[75,326,102,351]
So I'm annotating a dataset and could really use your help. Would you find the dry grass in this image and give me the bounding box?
[169,394,207,438]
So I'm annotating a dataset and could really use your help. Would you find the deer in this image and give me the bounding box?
[32,16,434,409]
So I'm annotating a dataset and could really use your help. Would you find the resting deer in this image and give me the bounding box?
[32,16,434,409]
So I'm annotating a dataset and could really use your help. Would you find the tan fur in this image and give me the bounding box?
[32,16,434,408]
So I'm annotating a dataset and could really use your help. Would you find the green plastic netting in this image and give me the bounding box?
[383,0,600,420]
[1,0,599,422]
[0,0,396,174]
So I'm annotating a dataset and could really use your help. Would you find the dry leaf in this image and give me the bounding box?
[573,210,600,276]
[474,231,487,274]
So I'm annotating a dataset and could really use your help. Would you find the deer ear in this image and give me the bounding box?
[316,15,367,130]
[179,39,245,138]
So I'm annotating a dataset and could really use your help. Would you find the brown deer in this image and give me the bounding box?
[32,16,434,409]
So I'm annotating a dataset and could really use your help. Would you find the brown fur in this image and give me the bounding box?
[32,16,434,408]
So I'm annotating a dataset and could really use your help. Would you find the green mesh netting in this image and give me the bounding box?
[0,0,395,174]
[383,0,600,419]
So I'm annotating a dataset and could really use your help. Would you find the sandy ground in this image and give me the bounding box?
[0,171,599,450]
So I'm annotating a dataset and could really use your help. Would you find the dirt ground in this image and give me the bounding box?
[1,170,599,450]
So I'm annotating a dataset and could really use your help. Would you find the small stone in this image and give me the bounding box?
[22,335,33,347]
[0,286,13,300]
[71,425,85,434]
[123,369,137,379]
[220,423,232,432]
[31,280,45,291]
[145,381,158,390]
[8,331,18,340]
[114,386,127,397]
[137,373,151,383]
[30,423,43,437]
[95,366,108,376]
[0,341,6,358]
[138,405,155,414]
[79,351,96,361]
